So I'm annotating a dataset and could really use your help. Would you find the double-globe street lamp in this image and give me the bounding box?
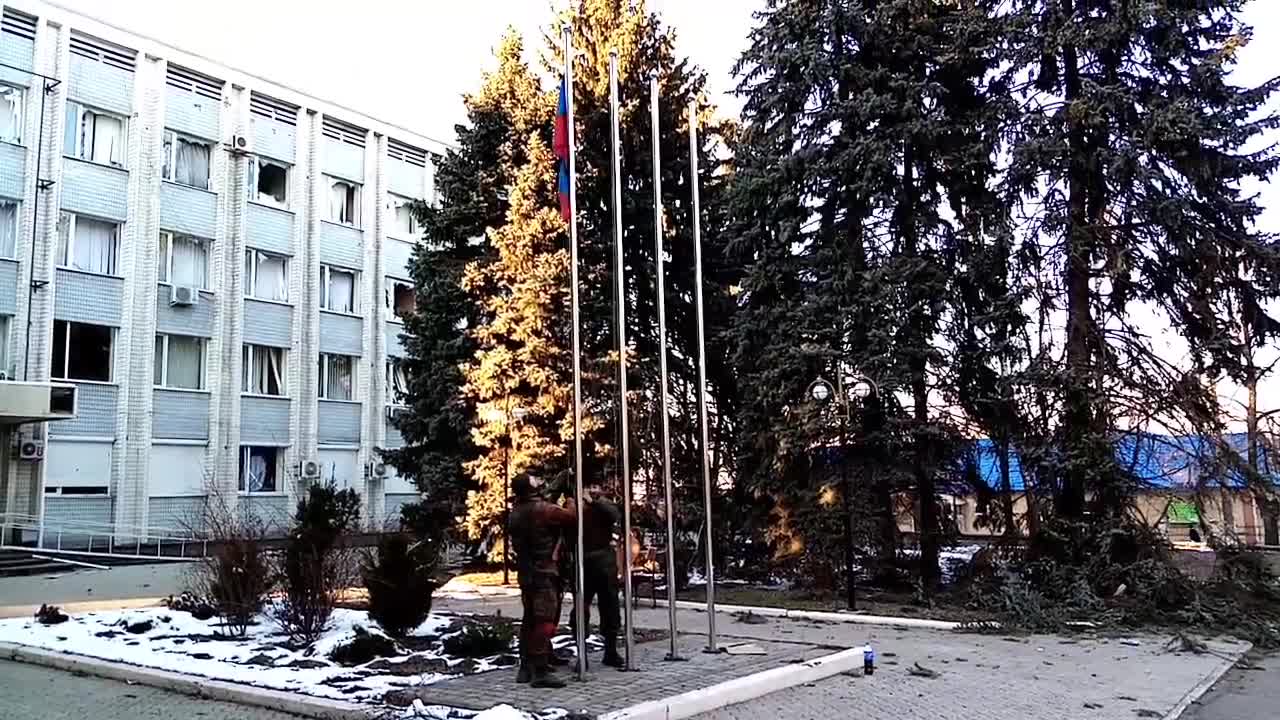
[805,371,879,611]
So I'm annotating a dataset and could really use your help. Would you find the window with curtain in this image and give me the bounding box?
[318,353,354,401]
[242,343,285,396]
[52,319,112,382]
[158,232,210,288]
[65,102,126,167]
[248,158,289,207]
[238,446,279,493]
[154,334,205,390]
[57,212,119,275]
[391,196,417,237]
[320,265,356,313]
[0,85,23,144]
[386,360,408,404]
[0,315,9,378]
[327,178,359,226]
[162,131,211,189]
[244,248,289,302]
[0,200,16,258]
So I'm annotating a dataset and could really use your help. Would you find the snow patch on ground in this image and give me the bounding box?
[0,607,493,704]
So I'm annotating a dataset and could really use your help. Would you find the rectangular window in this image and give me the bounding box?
[0,315,9,378]
[386,280,416,321]
[327,178,360,226]
[64,102,127,167]
[247,157,289,207]
[0,199,16,258]
[57,212,120,275]
[390,196,418,237]
[51,319,113,382]
[241,344,286,396]
[162,130,211,190]
[153,334,205,390]
[45,440,111,496]
[157,231,209,288]
[386,360,408,405]
[0,85,23,144]
[244,248,288,302]
[320,265,357,314]
[238,446,279,493]
[317,353,355,401]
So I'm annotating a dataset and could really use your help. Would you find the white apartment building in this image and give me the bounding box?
[0,1,437,543]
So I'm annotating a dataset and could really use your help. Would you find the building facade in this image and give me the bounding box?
[0,1,434,538]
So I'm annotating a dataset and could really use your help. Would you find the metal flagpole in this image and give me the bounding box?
[688,100,717,653]
[610,49,636,671]
[563,24,588,682]
[650,72,681,662]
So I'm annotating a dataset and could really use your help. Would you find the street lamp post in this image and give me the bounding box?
[806,372,878,611]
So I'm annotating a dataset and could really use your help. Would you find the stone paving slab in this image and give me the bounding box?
[412,631,830,716]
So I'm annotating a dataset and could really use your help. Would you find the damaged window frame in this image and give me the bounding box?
[247,156,290,209]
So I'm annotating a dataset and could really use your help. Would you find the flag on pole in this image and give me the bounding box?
[554,78,572,222]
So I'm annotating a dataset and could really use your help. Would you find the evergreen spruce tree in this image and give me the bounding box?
[385,32,549,525]
[461,134,575,550]
[550,1,740,534]
[1005,0,1280,527]
[731,0,1011,587]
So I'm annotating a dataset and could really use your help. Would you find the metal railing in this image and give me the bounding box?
[0,512,209,560]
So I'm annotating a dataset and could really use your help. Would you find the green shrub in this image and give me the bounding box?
[272,483,362,646]
[363,533,438,638]
[442,620,516,658]
[328,625,398,666]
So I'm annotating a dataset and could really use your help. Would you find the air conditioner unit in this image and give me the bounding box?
[19,440,44,461]
[300,460,321,479]
[170,284,200,306]
[228,133,251,154]
[385,406,408,422]
[366,461,388,479]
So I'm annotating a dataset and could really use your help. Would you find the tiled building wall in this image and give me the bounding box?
[2,0,437,538]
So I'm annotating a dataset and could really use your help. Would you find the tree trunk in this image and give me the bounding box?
[1060,0,1092,521]
[999,436,1017,536]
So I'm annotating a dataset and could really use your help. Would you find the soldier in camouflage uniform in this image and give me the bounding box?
[509,473,577,688]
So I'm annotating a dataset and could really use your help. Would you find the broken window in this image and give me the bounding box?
[386,360,408,405]
[318,353,355,401]
[248,158,289,207]
[390,195,418,237]
[162,130,211,189]
[238,445,280,493]
[320,265,357,314]
[386,281,415,321]
[327,178,360,226]
[158,231,209,288]
[52,319,113,382]
[241,343,286,396]
[57,212,120,275]
[244,248,288,302]
[154,334,206,390]
[0,199,16,258]
[0,85,23,145]
[64,102,126,167]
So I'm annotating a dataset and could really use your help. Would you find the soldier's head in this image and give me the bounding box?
[512,472,543,501]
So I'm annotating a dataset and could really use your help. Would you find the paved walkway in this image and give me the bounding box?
[0,658,302,720]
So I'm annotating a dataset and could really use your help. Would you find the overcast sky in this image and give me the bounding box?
[53,0,1280,423]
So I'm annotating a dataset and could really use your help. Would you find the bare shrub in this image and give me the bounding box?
[271,483,361,647]
[184,491,273,637]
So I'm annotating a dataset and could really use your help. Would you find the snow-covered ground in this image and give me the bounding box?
[0,606,512,706]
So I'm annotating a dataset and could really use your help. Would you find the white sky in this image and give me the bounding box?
[55,0,1280,424]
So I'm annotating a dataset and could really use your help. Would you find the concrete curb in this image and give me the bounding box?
[1161,642,1253,720]
[599,644,871,720]
[0,642,374,720]
[651,599,965,631]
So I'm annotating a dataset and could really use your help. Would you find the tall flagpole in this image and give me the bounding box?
[563,23,588,682]
[688,99,717,653]
[651,72,681,662]
[610,49,636,671]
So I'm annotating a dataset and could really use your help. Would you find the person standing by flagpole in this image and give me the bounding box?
[555,22,589,683]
